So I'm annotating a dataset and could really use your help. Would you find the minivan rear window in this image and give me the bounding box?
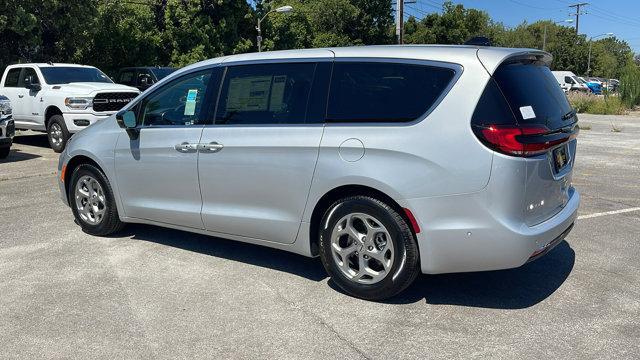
[327,62,455,123]
[492,63,574,129]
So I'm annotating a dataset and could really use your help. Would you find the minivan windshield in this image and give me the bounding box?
[40,67,113,85]
[493,63,574,129]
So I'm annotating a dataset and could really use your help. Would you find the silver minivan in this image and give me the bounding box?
[58,45,580,300]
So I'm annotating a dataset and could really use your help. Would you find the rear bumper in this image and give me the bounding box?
[406,187,580,274]
[526,223,574,263]
[63,112,113,133]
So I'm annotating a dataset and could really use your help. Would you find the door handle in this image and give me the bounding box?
[174,142,198,152]
[198,141,224,153]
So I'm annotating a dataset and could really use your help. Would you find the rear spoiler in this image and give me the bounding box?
[476,48,552,75]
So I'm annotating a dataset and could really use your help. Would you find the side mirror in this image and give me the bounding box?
[139,75,153,88]
[24,76,41,92]
[116,110,139,139]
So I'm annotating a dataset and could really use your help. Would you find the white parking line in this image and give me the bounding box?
[578,207,640,220]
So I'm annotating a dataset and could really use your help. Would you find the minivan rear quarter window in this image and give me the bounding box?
[327,62,455,123]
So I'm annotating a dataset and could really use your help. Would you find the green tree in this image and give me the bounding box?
[0,0,97,72]
[404,1,492,45]
[258,0,394,51]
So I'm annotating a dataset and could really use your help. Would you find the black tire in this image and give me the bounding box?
[319,196,420,301]
[47,115,70,153]
[69,163,125,236]
[0,146,9,159]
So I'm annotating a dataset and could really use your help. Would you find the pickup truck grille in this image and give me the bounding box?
[93,92,138,112]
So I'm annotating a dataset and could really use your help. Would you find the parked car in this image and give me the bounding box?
[0,95,14,159]
[552,71,589,93]
[608,79,620,92]
[58,46,580,300]
[578,76,602,95]
[115,67,176,91]
[0,63,140,152]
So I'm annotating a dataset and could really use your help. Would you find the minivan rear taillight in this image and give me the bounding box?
[473,125,576,157]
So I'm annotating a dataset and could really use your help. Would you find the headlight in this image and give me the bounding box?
[65,97,93,110]
[0,100,11,115]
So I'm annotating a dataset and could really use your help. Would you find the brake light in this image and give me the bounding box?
[475,125,572,157]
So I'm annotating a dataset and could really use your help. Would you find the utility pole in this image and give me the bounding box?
[569,2,588,35]
[397,0,404,44]
[395,0,418,44]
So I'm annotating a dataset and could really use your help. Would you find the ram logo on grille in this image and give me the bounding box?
[92,92,138,112]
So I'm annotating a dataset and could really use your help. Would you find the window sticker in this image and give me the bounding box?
[227,76,272,112]
[184,89,198,116]
[269,75,287,112]
[519,105,536,120]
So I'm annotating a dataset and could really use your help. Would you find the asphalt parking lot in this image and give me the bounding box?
[0,114,639,359]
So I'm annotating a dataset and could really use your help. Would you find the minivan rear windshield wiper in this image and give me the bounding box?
[561,109,576,121]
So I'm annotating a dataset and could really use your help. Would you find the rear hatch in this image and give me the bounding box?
[472,54,578,226]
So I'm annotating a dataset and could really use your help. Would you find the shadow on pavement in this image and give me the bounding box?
[13,134,50,148]
[380,240,576,308]
[0,148,41,163]
[118,223,574,308]
[121,224,328,282]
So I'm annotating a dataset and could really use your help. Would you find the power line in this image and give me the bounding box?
[588,3,640,26]
[508,0,564,11]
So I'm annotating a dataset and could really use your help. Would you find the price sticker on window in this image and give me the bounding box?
[519,105,536,120]
[184,89,198,116]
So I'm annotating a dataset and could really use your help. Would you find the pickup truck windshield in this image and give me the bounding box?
[40,67,113,85]
[151,68,176,80]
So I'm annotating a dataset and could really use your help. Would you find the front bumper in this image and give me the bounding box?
[406,187,580,274]
[0,117,14,147]
[58,152,70,206]
[63,112,113,133]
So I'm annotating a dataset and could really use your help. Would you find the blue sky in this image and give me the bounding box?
[402,0,640,52]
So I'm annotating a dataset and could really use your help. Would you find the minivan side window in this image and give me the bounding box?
[564,76,574,84]
[215,63,316,125]
[327,62,455,123]
[140,70,213,127]
[4,68,22,87]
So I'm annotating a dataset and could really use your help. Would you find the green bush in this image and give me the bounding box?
[567,92,627,115]
[619,62,640,108]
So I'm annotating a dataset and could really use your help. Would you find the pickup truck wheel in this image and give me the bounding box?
[47,115,69,153]
[0,147,10,159]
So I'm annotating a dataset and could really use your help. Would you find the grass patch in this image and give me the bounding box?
[567,92,628,115]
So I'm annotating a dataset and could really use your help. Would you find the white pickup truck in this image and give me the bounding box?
[0,63,139,152]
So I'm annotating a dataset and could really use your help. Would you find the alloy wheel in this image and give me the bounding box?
[330,212,395,284]
[49,123,63,146]
[74,175,106,225]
